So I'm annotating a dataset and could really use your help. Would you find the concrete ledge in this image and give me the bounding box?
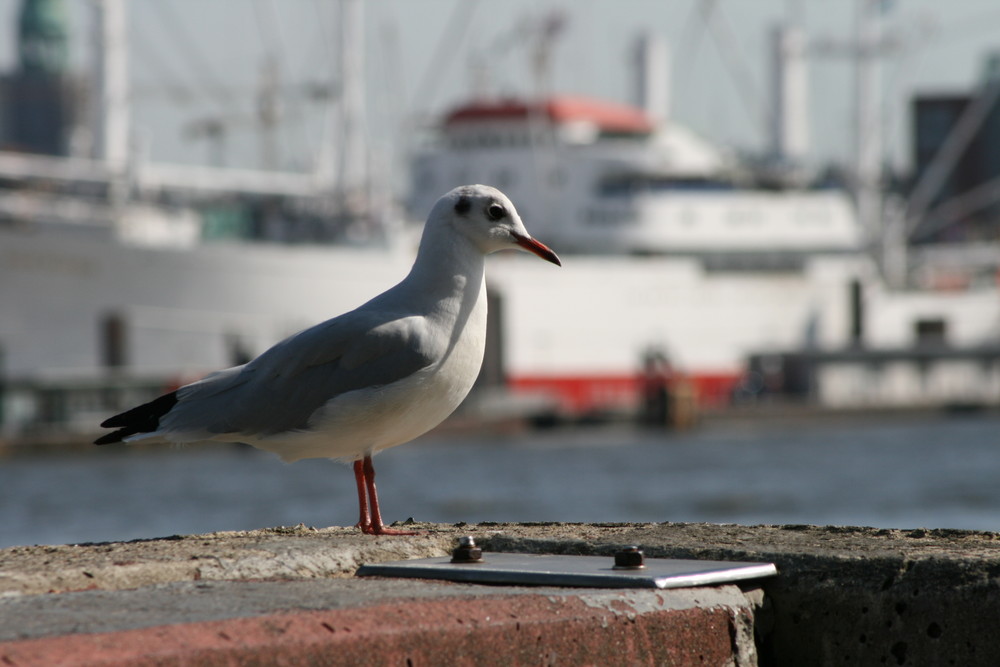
[3,522,1000,665]
[0,524,447,596]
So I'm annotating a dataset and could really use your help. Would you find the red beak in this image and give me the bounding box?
[512,232,562,266]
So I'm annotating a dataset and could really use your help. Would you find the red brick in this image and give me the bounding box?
[0,593,742,666]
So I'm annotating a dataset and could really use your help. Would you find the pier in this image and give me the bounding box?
[2,522,999,665]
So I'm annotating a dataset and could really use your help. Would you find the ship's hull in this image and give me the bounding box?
[3,224,999,425]
[0,223,849,409]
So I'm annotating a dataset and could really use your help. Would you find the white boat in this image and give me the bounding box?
[6,88,997,431]
[3,2,999,439]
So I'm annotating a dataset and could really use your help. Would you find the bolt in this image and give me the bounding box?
[613,545,645,569]
[451,535,484,563]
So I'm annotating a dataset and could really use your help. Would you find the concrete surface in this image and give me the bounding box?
[2,521,1000,665]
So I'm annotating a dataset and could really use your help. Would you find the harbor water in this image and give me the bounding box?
[2,412,999,549]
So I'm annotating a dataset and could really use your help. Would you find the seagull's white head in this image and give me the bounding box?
[427,184,561,266]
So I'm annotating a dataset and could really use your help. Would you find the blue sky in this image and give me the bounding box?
[1,0,1000,184]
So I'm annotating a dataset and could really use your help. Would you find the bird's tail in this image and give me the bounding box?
[94,391,179,445]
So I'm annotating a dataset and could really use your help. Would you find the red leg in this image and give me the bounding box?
[359,455,418,536]
[353,459,372,533]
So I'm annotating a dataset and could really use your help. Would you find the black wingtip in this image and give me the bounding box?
[94,391,179,445]
[94,430,127,445]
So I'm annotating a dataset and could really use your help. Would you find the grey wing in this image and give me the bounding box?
[159,310,440,439]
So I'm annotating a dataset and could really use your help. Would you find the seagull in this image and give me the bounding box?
[94,185,561,535]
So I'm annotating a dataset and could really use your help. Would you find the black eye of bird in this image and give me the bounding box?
[487,203,506,221]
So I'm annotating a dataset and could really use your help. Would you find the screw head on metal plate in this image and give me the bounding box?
[613,545,645,569]
[451,535,484,563]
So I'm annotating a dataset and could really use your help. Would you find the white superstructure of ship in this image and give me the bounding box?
[411,95,860,258]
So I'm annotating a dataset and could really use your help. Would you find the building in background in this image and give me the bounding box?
[911,53,1000,244]
[0,0,79,156]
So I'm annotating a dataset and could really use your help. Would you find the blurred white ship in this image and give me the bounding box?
[2,1,999,439]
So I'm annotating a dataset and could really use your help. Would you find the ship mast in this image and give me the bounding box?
[633,32,670,126]
[337,0,367,215]
[526,11,565,235]
[90,0,129,174]
[854,0,884,272]
[90,0,131,237]
[815,0,896,283]
[314,0,369,225]
[770,23,809,182]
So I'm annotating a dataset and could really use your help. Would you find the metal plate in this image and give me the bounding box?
[357,553,777,589]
